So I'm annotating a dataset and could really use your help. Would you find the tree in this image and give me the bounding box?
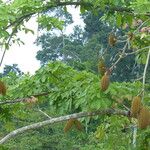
[36,26,85,69]
[0,64,23,77]
[0,0,150,149]
[36,11,144,81]
[0,61,150,149]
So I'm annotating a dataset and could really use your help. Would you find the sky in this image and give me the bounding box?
[0,6,84,74]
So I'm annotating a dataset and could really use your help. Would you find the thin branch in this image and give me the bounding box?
[0,29,17,67]
[0,49,7,67]
[133,76,143,81]
[132,125,137,148]
[5,1,150,31]
[38,109,52,119]
[4,1,84,30]
[131,48,149,148]
[1,1,148,67]
[0,98,26,105]
[0,16,28,67]
[0,91,51,105]
[126,46,150,56]
[109,41,150,73]
[141,48,150,100]
[32,91,52,97]
[0,108,128,144]
[133,18,150,34]
[4,12,35,30]
[110,42,128,71]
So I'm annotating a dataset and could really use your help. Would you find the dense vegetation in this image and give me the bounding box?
[0,0,150,149]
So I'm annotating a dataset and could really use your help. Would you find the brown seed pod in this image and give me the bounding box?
[98,58,106,76]
[101,73,110,91]
[128,32,134,41]
[29,96,38,103]
[25,96,38,104]
[0,80,6,96]
[140,27,150,33]
[64,119,75,132]
[108,33,117,47]
[138,106,150,129]
[74,119,83,131]
[130,96,142,118]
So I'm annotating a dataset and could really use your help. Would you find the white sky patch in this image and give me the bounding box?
[0,17,40,74]
[0,6,84,74]
[65,6,85,35]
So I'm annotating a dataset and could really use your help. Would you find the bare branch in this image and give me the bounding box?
[0,108,128,144]
[133,18,150,34]
[141,48,150,101]
[1,1,149,66]
[0,25,19,66]
[133,76,143,81]
[5,1,150,31]
[0,91,51,105]
[109,42,150,73]
[126,46,150,56]
[110,42,128,71]
[0,14,33,66]
[0,98,26,105]
[132,125,137,148]
[38,109,52,119]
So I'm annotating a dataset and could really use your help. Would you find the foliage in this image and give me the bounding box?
[0,0,150,149]
[0,0,149,54]
[36,11,145,82]
[4,124,88,150]
[0,61,149,149]
[3,61,147,114]
[0,64,23,78]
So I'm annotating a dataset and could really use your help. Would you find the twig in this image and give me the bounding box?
[0,17,25,67]
[0,91,51,105]
[131,49,150,148]
[126,46,150,56]
[38,109,52,119]
[132,125,137,148]
[0,30,15,67]
[141,48,150,101]
[133,18,150,34]
[109,42,150,73]
[122,104,130,111]
[5,1,150,31]
[110,42,128,71]
[0,108,128,144]
[134,76,143,81]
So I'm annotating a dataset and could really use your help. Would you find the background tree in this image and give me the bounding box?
[0,64,23,77]
[36,11,144,81]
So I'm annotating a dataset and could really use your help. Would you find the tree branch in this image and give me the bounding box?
[0,91,51,105]
[110,42,128,71]
[125,46,150,56]
[132,125,138,148]
[5,1,150,31]
[5,1,85,30]
[141,48,150,101]
[0,19,22,67]
[0,108,128,144]
[38,109,52,119]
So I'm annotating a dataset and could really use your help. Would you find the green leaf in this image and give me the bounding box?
[116,13,122,27]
